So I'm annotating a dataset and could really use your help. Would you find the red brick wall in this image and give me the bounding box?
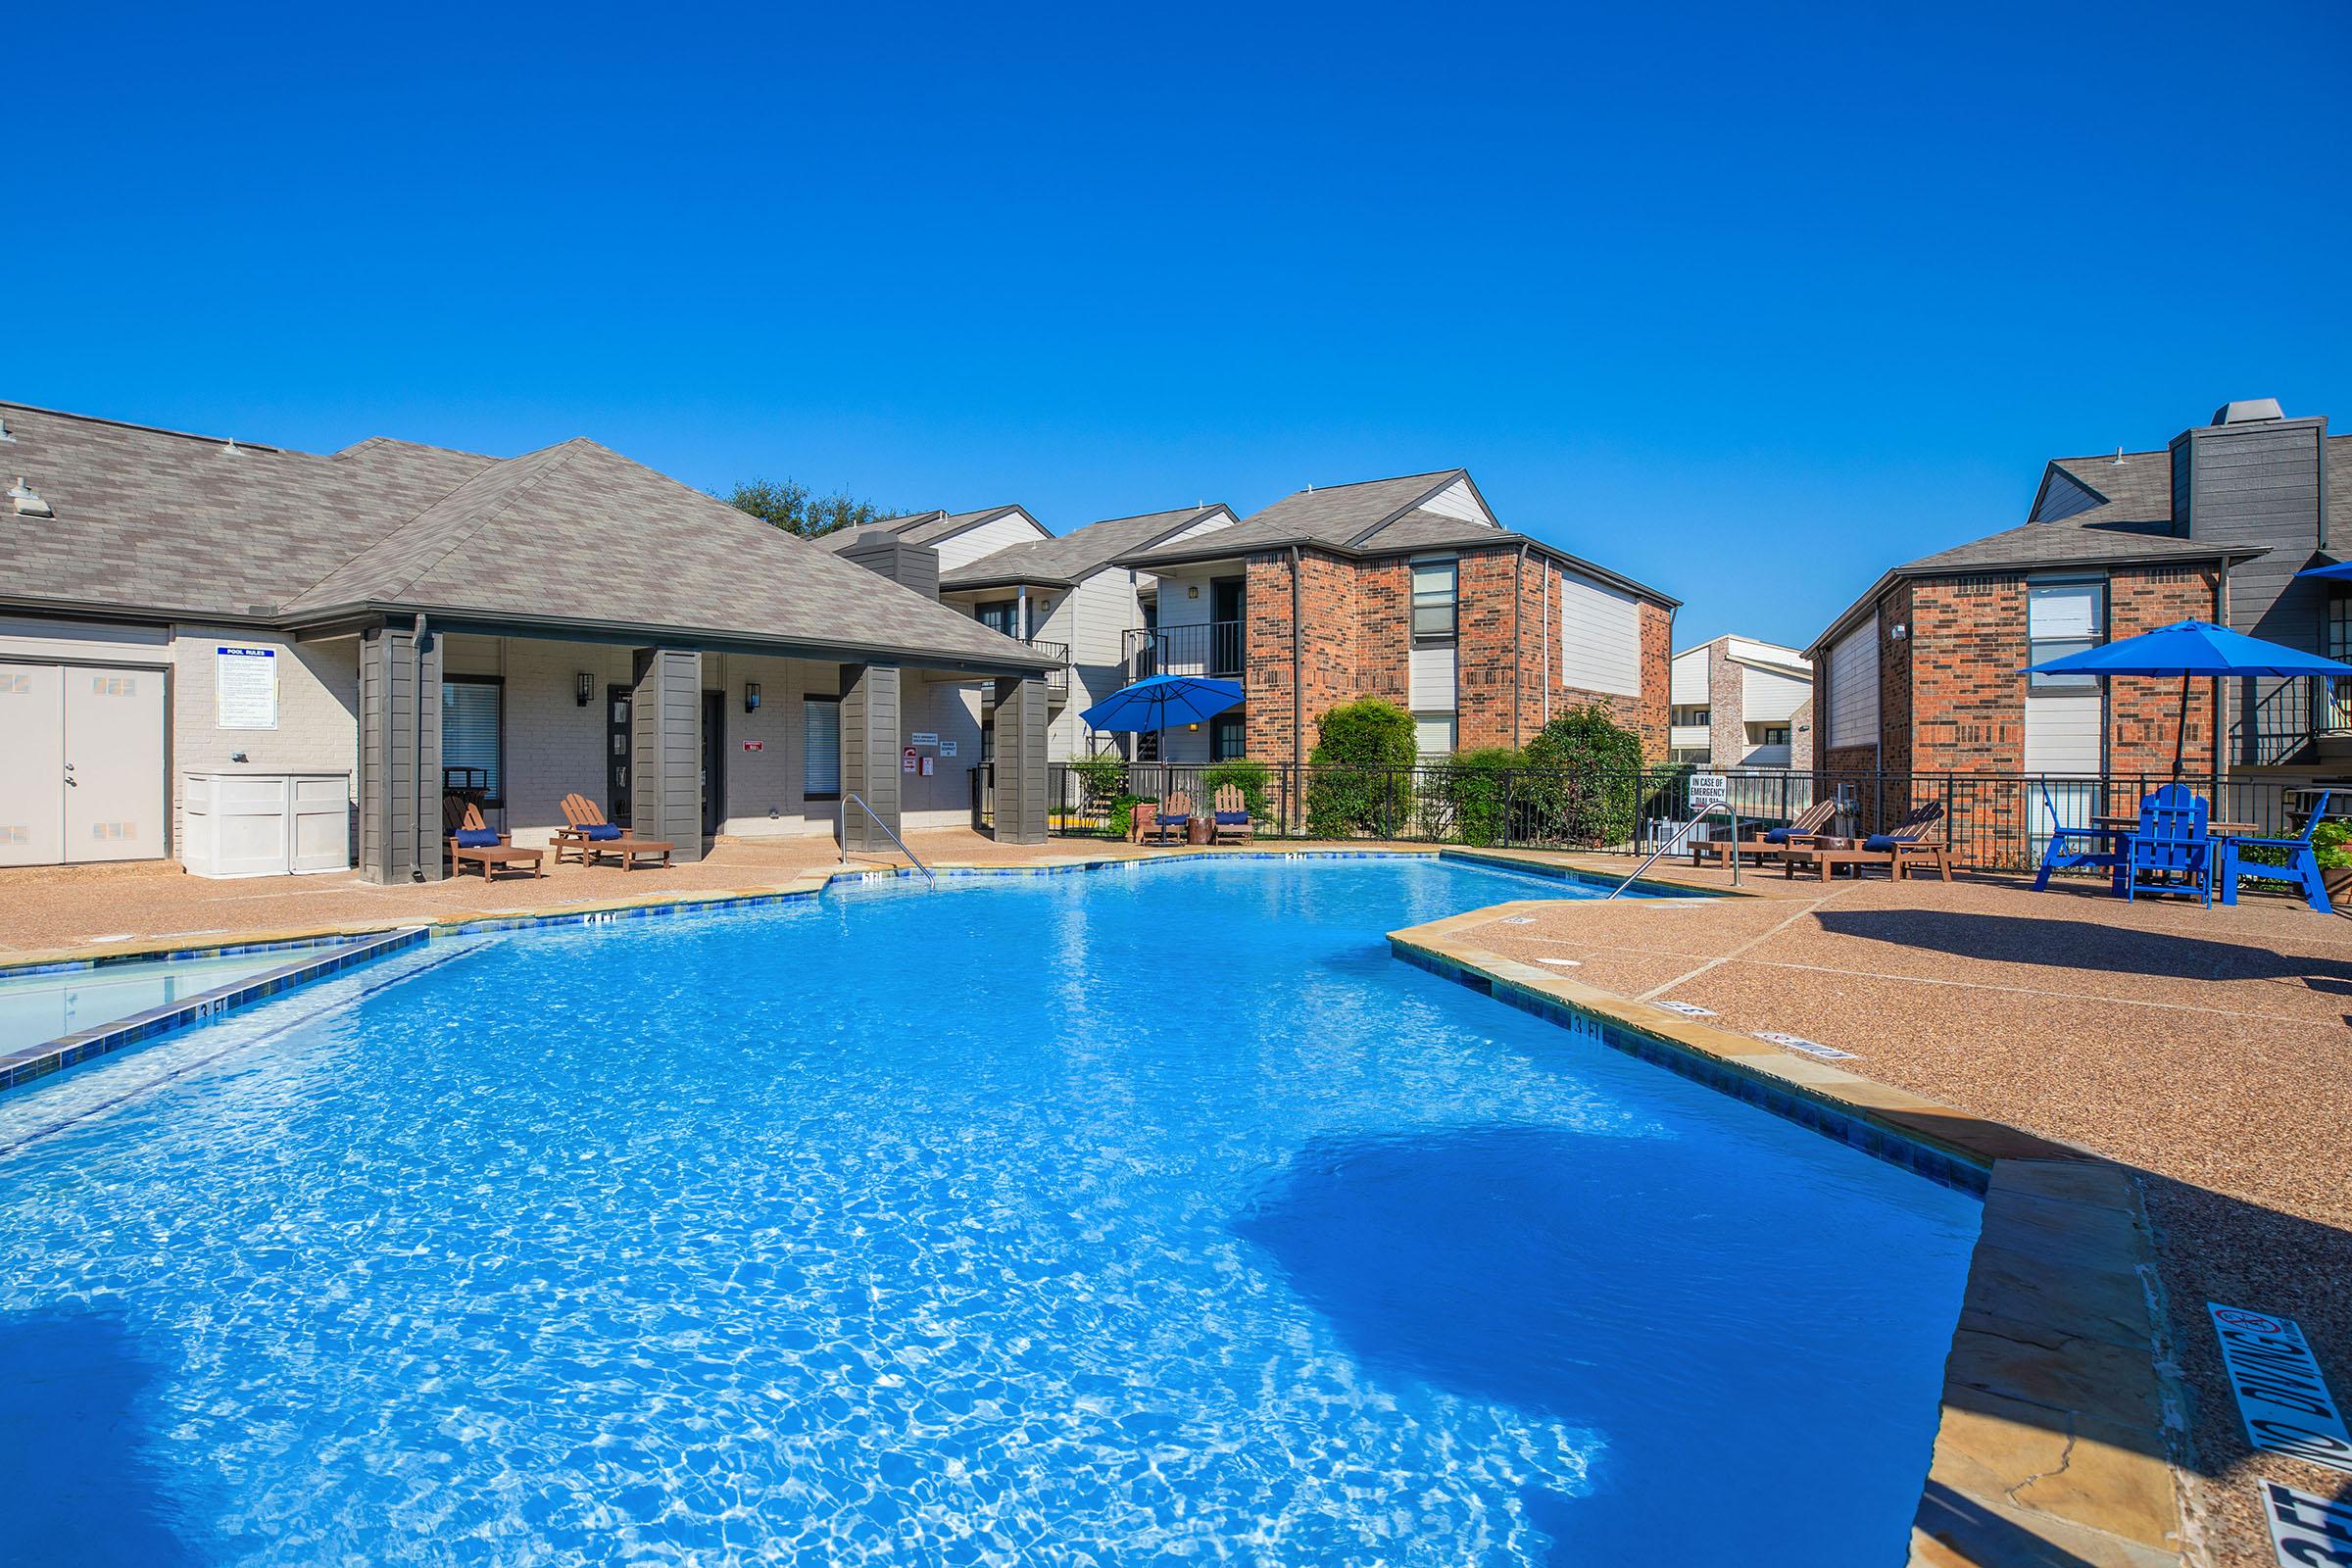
[1910,575,2029,773]
[2108,564,2224,775]
[1243,546,1672,762]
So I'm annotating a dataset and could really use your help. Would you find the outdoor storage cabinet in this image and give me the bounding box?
[181,772,352,878]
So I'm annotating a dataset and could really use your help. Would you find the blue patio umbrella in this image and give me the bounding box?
[2023,618,2352,774]
[1079,674,1245,758]
[2297,561,2352,583]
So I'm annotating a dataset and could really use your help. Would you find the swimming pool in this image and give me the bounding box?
[0,948,314,1057]
[0,858,1978,1566]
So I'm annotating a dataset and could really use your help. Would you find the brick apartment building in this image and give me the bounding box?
[1808,398,2348,790]
[1114,469,1675,764]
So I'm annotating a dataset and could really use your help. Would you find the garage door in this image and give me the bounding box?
[0,662,168,867]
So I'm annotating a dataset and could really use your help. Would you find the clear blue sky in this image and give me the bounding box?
[9,2,2347,651]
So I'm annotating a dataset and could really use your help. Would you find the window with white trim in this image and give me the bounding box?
[2027,581,2104,692]
[1410,559,1458,640]
[440,676,503,804]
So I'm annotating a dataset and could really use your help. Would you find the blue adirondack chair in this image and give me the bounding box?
[2125,784,2212,906]
[2031,782,2123,892]
[2218,790,2334,912]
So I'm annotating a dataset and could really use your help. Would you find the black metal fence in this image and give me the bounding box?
[973,760,2333,871]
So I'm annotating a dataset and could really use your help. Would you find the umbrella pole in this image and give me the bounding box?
[2173,671,2188,781]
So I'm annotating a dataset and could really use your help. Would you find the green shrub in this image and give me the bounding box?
[1304,699,1418,838]
[2242,817,2352,870]
[1070,753,1128,815]
[1516,706,1644,847]
[1200,760,1271,821]
[1426,747,1519,845]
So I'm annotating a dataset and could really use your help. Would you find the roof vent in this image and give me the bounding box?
[0,417,15,444]
[2212,398,2284,425]
[221,437,240,456]
[8,475,52,517]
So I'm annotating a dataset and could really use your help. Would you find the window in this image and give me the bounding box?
[1673,706,1711,727]
[2328,594,2352,662]
[976,600,1022,639]
[803,696,841,799]
[2028,581,2104,691]
[1210,712,1246,760]
[1762,725,1790,747]
[1411,559,1458,640]
[1413,712,1456,757]
[440,677,502,804]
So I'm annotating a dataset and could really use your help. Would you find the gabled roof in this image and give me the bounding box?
[1112,467,1676,607]
[0,400,1054,672]
[817,504,1046,553]
[1118,470,1489,567]
[941,504,1237,591]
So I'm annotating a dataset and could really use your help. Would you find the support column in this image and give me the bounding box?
[630,649,705,862]
[840,662,903,852]
[992,674,1050,845]
[358,618,444,884]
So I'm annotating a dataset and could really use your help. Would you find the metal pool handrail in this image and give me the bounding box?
[1603,802,1740,899]
[839,794,936,890]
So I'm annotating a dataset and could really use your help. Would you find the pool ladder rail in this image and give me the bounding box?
[838,793,937,891]
[1604,802,1741,899]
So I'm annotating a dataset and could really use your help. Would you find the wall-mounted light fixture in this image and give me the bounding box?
[575,671,594,707]
[744,681,761,713]
[1187,584,1200,598]
[1888,623,1909,642]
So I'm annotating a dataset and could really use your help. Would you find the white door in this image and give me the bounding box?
[63,665,167,862]
[0,663,66,866]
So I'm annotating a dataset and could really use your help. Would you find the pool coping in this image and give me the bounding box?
[1386,918,2188,1568]
[0,928,428,1095]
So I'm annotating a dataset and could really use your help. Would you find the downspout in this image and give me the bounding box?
[1542,562,1552,724]
[1512,543,1527,748]
[1290,545,1303,768]
[412,612,428,882]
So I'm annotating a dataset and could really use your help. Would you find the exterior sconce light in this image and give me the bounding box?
[744,681,761,712]
[1187,584,1200,598]
[575,672,594,707]
[1888,623,1909,642]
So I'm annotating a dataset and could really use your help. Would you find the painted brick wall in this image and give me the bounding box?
[2107,564,2224,775]
[170,625,362,858]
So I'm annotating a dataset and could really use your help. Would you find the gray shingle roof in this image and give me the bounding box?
[819,505,1040,553]
[940,505,1235,590]
[1120,470,1473,566]
[1894,518,2243,574]
[0,401,1053,672]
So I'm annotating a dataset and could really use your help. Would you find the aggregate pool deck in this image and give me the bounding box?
[1416,853,2351,1568]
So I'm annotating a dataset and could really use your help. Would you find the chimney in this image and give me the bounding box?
[2169,398,2329,638]
[836,528,941,600]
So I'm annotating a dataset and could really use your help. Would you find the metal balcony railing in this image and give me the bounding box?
[980,638,1069,703]
[2229,674,2352,765]
[1123,620,1243,681]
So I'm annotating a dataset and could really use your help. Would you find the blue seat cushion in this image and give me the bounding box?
[1214,811,1250,825]
[454,828,502,849]
[581,823,624,841]
[1862,833,1900,852]
[1763,826,1794,844]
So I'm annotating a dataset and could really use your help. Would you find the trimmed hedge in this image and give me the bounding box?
[1304,699,1418,837]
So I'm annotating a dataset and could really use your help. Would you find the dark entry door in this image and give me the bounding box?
[606,683,632,826]
[702,690,725,837]
[1210,577,1246,674]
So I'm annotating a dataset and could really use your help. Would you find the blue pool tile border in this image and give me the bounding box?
[1391,942,1989,1197]
[0,928,426,1096]
[0,932,394,981]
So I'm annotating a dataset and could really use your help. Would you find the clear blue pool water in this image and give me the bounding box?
[0,858,1978,1566]
[0,949,305,1056]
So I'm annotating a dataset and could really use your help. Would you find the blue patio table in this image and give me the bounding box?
[2093,808,2254,902]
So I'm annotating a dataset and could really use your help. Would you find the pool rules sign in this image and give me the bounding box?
[216,645,278,730]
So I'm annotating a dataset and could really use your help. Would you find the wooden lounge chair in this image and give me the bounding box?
[1210,784,1253,845]
[1155,791,1194,845]
[552,790,674,871]
[1692,800,1837,868]
[444,795,545,880]
[1786,799,1951,882]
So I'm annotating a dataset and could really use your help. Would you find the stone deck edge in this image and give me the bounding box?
[1386,920,2187,1568]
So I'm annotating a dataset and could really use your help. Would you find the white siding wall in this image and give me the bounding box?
[1558,571,1642,696]
[2024,694,2102,775]
[1825,620,1880,750]
[1740,665,1812,724]
[1044,567,1146,760]
[1417,476,1496,526]
[1670,647,1709,707]
[935,514,1049,572]
[1409,643,1456,711]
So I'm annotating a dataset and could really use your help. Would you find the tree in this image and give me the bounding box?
[1517,705,1645,847]
[724,477,892,540]
[1304,698,1419,838]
